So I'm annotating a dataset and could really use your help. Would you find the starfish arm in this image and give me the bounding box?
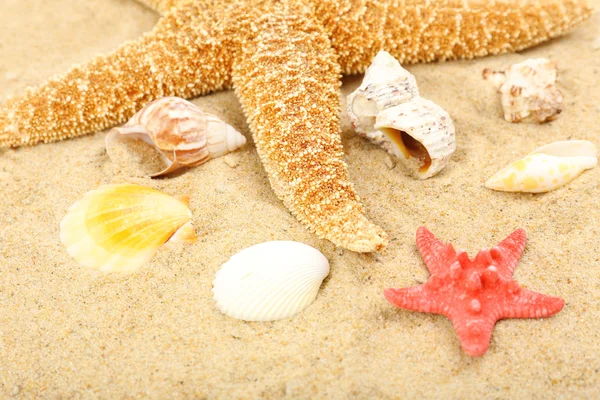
[415,227,457,275]
[0,3,231,148]
[311,0,390,75]
[448,311,498,357]
[385,0,592,65]
[474,228,527,279]
[494,228,527,278]
[312,0,592,74]
[384,286,448,315]
[230,0,388,252]
[501,287,565,319]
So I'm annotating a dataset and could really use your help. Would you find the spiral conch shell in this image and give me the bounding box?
[485,140,598,193]
[60,184,196,273]
[483,58,563,123]
[212,241,330,321]
[347,51,455,179]
[106,97,247,177]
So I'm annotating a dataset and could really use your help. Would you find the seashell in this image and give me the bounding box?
[483,58,563,123]
[212,241,330,321]
[347,51,455,179]
[106,97,247,177]
[60,184,196,273]
[485,140,598,193]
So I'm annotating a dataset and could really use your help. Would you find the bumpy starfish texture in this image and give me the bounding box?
[384,227,565,357]
[0,0,592,252]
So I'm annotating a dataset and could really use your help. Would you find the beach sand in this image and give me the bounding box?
[1,0,599,398]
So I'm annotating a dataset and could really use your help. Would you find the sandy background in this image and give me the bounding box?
[1,0,599,398]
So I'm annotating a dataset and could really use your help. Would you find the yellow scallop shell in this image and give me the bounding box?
[60,184,196,273]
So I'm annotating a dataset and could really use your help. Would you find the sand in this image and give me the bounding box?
[1,0,599,398]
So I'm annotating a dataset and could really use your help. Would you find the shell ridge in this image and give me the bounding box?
[258,269,323,320]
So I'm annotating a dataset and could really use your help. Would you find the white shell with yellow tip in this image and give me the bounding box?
[485,140,598,193]
[347,51,455,179]
[212,241,329,321]
[60,184,196,273]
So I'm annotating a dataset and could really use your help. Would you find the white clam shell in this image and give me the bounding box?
[106,97,247,177]
[212,241,330,321]
[347,51,455,179]
[485,140,598,193]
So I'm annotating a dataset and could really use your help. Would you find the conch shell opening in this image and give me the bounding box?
[106,97,247,177]
[380,128,432,173]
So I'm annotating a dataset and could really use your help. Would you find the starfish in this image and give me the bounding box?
[384,227,565,357]
[0,0,592,252]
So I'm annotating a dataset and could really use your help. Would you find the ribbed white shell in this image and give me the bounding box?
[212,241,330,321]
[347,51,455,179]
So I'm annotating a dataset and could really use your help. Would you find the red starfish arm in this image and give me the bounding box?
[384,286,448,315]
[0,5,231,148]
[500,287,565,319]
[415,227,457,275]
[447,311,498,357]
[492,229,527,279]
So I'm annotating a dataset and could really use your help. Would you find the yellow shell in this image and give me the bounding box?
[485,140,598,193]
[60,184,196,273]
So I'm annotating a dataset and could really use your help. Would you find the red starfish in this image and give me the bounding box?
[384,227,565,357]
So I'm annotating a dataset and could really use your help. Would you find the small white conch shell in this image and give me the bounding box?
[483,58,563,123]
[106,97,247,177]
[212,241,330,321]
[485,140,598,193]
[347,51,455,179]
[60,184,196,273]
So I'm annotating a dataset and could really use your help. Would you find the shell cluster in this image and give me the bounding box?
[60,184,196,273]
[106,97,247,177]
[483,58,563,123]
[347,51,456,179]
[485,140,598,193]
[212,241,330,321]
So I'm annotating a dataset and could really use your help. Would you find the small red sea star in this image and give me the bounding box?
[384,227,565,357]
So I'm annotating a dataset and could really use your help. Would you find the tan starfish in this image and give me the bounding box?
[0,0,591,252]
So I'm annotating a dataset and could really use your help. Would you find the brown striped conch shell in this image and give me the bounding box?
[483,58,563,123]
[347,51,456,179]
[106,97,247,177]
